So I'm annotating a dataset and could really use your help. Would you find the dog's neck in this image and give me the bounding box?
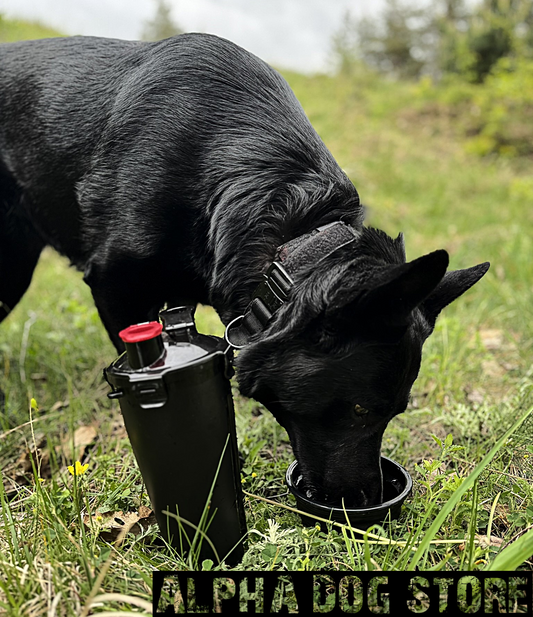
[225,221,360,348]
[274,221,361,276]
[204,171,364,323]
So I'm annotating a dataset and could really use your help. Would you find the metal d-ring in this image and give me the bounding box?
[224,314,247,350]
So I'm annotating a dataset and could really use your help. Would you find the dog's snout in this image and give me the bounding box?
[357,484,383,508]
[309,481,382,509]
[341,486,380,508]
[355,489,370,508]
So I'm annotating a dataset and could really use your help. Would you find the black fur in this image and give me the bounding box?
[0,33,489,506]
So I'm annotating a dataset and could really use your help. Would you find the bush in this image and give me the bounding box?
[412,57,533,157]
[466,57,533,157]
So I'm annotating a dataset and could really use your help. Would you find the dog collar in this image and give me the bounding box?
[225,221,360,349]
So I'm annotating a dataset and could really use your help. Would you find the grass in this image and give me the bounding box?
[1,33,533,617]
[0,14,63,43]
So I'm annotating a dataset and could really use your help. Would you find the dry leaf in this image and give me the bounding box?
[501,362,518,372]
[460,535,504,551]
[475,534,503,549]
[30,373,47,381]
[466,388,485,405]
[60,424,98,460]
[83,507,157,542]
[480,329,503,350]
[14,435,52,481]
[482,359,505,378]
[50,400,69,412]
[138,504,155,521]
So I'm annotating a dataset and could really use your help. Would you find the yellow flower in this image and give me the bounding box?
[67,461,89,476]
[30,397,39,411]
[251,472,257,478]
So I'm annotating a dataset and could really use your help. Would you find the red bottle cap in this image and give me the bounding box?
[119,321,163,344]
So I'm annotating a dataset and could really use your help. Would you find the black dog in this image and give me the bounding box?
[0,33,489,507]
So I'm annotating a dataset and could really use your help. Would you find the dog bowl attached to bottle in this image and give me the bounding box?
[286,455,412,529]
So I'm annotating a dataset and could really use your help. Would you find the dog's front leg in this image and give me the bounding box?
[83,255,165,353]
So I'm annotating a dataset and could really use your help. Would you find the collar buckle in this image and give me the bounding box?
[254,261,294,314]
[224,221,358,349]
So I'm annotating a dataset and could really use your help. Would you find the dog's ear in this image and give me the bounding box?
[317,250,450,345]
[351,249,450,329]
[421,261,490,327]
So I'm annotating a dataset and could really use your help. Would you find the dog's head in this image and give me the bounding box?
[235,228,489,507]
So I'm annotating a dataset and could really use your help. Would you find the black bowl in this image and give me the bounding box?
[286,456,412,529]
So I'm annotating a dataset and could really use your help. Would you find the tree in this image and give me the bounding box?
[434,0,533,81]
[330,10,361,75]
[356,0,432,79]
[331,0,533,82]
[332,0,437,80]
[142,0,183,42]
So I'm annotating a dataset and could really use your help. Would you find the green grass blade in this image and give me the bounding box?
[407,404,533,571]
[162,433,241,568]
[466,480,479,570]
[485,527,533,571]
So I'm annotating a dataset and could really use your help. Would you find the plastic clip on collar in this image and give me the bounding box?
[225,221,359,349]
[225,261,293,349]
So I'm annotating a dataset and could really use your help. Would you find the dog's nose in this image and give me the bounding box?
[340,481,383,508]
[355,489,370,508]
[360,481,384,507]
[340,489,371,508]
[312,484,382,508]
[296,462,384,508]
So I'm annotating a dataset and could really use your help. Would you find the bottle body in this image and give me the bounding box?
[104,307,246,565]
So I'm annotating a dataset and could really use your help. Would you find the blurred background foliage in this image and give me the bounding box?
[0,11,62,42]
[333,0,533,82]
[141,0,183,41]
[332,0,533,158]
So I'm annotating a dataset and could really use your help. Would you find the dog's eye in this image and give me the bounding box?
[354,404,369,415]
